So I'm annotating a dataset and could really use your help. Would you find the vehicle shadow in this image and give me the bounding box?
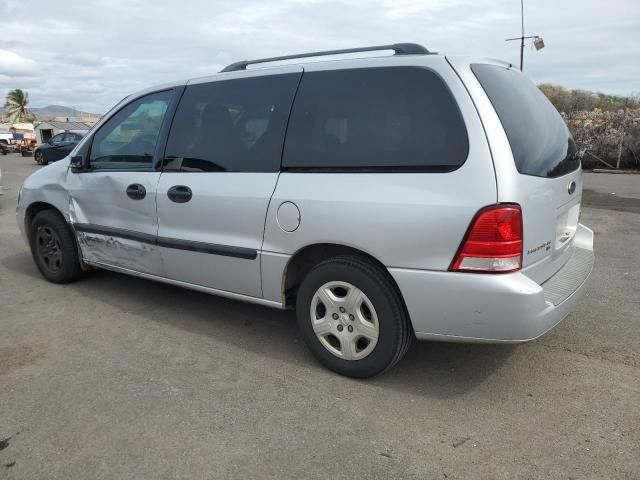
[373,341,517,398]
[2,251,517,399]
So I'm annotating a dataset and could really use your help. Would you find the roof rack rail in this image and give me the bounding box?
[220,43,432,73]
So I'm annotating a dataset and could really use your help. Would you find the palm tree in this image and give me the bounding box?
[4,89,36,124]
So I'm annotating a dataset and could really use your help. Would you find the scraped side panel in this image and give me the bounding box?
[66,171,162,275]
[76,231,161,274]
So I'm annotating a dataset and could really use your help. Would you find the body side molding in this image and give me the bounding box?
[73,223,257,260]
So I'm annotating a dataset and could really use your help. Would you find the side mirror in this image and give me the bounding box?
[69,155,87,173]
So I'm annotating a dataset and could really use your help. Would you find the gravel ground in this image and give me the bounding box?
[1,153,638,479]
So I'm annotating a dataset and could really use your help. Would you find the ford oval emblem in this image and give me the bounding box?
[568,181,576,195]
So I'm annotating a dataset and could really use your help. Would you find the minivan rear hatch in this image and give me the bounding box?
[470,63,583,284]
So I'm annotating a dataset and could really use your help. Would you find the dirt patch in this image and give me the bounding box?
[0,344,45,376]
[582,189,640,214]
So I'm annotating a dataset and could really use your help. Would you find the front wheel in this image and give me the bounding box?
[29,210,83,284]
[296,256,413,378]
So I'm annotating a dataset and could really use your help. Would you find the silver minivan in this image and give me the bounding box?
[16,44,594,378]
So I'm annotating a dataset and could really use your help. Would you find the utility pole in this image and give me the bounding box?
[505,0,544,71]
[519,0,524,71]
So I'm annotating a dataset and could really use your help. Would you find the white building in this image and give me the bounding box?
[34,121,92,144]
[1,122,36,142]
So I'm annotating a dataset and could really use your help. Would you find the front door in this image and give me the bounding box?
[67,90,175,275]
[47,133,72,161]
[156,69,302,297]
[53,133,79,161]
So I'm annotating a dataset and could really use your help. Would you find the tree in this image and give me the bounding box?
[4,89,36,124]
[538,84,640,169]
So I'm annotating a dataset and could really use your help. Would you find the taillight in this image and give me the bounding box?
[450,204,523,273]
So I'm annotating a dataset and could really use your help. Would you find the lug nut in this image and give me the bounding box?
[349,314,354,321]
[339,307,346,313]
[347,325,353,333]
[332,313,339,320]
[337,325,344,332]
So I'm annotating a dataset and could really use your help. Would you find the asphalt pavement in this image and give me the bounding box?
[1,153,638,479]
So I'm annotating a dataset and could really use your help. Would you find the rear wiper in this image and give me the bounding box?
[573,149,586,160]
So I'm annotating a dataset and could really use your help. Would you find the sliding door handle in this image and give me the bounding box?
[167,185,192,203]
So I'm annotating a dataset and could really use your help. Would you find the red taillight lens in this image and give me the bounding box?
[450,204,523,273]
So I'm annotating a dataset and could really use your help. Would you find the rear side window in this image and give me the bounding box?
[164,73,301,172]
[471,64,579,178]
[282,67,468,171]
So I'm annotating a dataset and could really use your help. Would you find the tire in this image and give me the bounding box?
[35,151,47,165]
[296,256,413,378]
[29,210,83,284]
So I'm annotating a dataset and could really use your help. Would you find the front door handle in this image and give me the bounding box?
[126,183,146,200]
[167,185,192,203]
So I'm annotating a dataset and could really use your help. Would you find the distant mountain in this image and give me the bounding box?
[0,105,101,121]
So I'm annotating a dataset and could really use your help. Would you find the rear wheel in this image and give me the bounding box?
[29,210,83,284]
[296,256,413,378]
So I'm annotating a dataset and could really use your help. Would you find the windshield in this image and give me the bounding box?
[472,63,580,178]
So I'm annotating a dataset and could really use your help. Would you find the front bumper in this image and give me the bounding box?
[16,206,28,245]
[390,223,594,343]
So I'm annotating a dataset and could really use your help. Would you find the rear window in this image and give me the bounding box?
[282,67,468,171]
[471,64,579,178]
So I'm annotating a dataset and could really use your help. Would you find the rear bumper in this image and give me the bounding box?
[390,223,594,343]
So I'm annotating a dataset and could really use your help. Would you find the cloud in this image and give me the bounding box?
[1,0,638,113]
[0,50,38,76]
[51,54,105,68]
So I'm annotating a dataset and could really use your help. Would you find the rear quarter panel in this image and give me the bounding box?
[447,57,584,283]
[261,56,497,303]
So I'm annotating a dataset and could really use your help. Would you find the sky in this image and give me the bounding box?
[1,0,638,114]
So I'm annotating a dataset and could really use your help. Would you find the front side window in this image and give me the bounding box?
[89,90,172,170]
[51,134,66,145]
[282,67,469,171]
[163,73,301,172]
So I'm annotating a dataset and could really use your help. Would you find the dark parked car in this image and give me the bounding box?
[34,132,84,165]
